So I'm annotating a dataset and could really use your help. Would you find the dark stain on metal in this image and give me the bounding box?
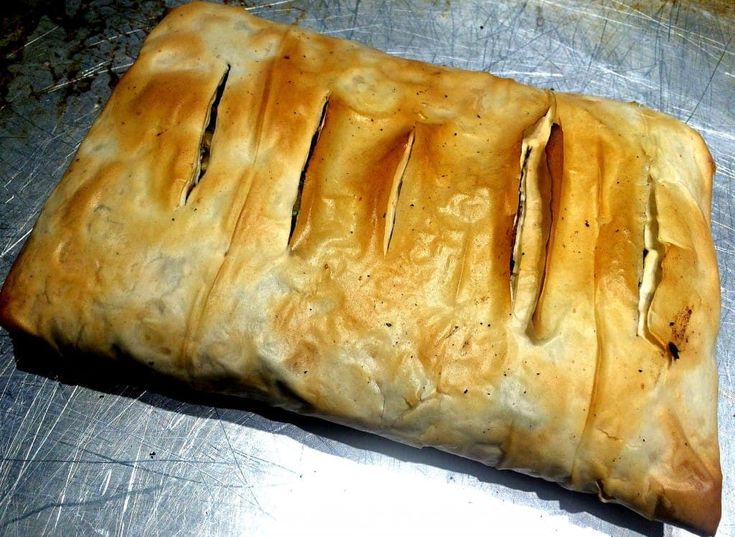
[1,0,170,109]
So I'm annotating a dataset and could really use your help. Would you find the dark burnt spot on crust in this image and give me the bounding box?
[668,306,693,357]
[668,341,680,361]
[670,306,692,342]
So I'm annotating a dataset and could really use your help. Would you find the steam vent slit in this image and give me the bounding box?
[510,145,532,297]
[289,96,331,246]
[531,123,564,332]
[509,105,555,331]
[637,177,664,346]
[182,65,231,206]
[383,130,415,254]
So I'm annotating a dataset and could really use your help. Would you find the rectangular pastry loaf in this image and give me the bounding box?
[0,2,721,534]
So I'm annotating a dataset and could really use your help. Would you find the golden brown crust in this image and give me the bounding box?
[0,2,721,534]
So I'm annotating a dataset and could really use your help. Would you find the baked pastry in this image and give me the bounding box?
[0,2,721,534]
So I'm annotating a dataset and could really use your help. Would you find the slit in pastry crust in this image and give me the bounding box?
[383,129,415,254]
[510,145,531,293]
[510,104,556,334]
[181,64,230,206]
[637,175,664,350]
[531,123,564,338]
[289,95,330,248]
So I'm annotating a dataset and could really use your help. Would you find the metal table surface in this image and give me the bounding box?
[0,1,733,535]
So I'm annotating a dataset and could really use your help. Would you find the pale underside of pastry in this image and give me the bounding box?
[0,2,721,534]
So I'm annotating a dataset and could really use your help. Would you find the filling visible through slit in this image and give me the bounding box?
[637,176,664,344]
[510,145,533,298]
[181,65,230,206]
[383,130,415,254]
[288,96,330,246]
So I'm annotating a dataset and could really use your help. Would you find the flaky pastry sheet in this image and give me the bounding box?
[0,2,721,534]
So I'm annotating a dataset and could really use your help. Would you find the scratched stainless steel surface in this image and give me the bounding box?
[0,1,732,535]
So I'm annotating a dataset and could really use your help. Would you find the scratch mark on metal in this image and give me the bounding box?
[213,409,271,518]
[9,26,60,56]
[0,486,163,532]
[686,33,733,123]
